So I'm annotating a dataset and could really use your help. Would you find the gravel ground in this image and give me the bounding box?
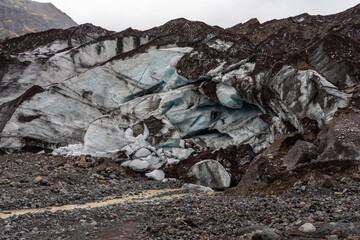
[1,153,360,240]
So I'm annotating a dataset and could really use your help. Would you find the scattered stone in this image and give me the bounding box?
[34,176,43,184]
[348,236,360,240]
[0,177,10,184]
[282,140,317,169]
[322,177,335,188]
[98,180,106,184]
[182,183,214,193]
[334,192,343,196]
[307,175,316,187]
[298,223,316,233]
[145,170,165,181]
[252,228,280,240]
[78,155,87,168]
[327,235,338,240]
[6,172,16,179]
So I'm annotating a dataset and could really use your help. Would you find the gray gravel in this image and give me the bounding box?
[1,153,360,240]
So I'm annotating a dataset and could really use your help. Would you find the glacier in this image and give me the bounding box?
[0,19,354,178]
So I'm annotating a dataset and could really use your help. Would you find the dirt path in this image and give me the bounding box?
[0,188,187,219]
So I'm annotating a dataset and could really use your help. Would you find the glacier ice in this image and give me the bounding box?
[84,118,125,153]
[145,170,165,181]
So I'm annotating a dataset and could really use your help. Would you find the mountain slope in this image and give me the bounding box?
[0,0,77,39]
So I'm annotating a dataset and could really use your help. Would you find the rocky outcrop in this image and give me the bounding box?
[0,0,77,39]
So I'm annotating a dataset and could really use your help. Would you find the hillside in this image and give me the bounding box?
[0,0,77,39]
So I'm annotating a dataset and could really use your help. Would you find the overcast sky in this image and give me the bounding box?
[35,0,360,32]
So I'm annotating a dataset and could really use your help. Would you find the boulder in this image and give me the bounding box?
[298,223,316,233]
[188,160,231,190]
[283,140,318,169]
[145,170,165,181]
[252,228,280,240]
[318,109,360,161]
[128,160,150,173]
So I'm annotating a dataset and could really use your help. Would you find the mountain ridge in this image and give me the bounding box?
[0,0,77,39]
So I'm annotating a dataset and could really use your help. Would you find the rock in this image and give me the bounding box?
[98,180,106,184]
[128,160,151,173]
[348,236,360,240]
[308,175,316,187]
[317,110,360,161]
[252,228,280,240]
[133,148,152,159]
[145,170,165,181]
[182,183,214,193]
[334,192,343,196]
[78,155,87,168]
[34,176,43,184]
[5,172,16,179]
[283,140,318,169]
[298,223,316,233]
[0,178,10,184]
[327,235,338,240]
[188,160,231,190]
[322,177,335,188]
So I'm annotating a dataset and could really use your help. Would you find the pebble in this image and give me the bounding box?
[298,223,316,233]
[34,176,43,183]
[6,172,16,179]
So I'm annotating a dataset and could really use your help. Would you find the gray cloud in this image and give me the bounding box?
[36,0,359,31]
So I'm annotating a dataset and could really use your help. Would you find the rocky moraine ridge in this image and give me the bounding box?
[0,4,360,240]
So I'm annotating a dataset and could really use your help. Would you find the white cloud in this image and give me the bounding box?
[35,0,359,31]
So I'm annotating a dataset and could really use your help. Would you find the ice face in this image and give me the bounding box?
[269,66,350,128]
[0,35,151,105]
[1,32,350,160]
[110,47,192,91]
[216,83,244,109]
[84,118,125,153]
